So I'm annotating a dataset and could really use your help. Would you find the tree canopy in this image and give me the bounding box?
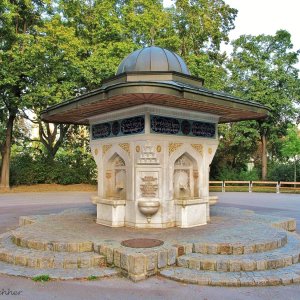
[0,0,299,188]
[224,30,300,179]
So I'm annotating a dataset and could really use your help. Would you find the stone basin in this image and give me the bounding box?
[138,200,160,222]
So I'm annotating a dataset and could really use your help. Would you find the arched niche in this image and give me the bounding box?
[173,153,199,200]
[105,153,126,200]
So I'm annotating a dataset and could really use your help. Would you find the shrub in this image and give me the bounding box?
[211,166,260,181]
[10,151,97,186]
[32,275,51,282]
[268,162,300,182]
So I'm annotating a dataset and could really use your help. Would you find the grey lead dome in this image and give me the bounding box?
[116,46,191,75]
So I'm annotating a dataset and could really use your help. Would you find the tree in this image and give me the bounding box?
[169,0,237,56]
[23,16,85,160]
[0,0,49,189]
[281,125,300,182]
[187,52,227,90]
[227,30,300,179]
[1,0,240,187]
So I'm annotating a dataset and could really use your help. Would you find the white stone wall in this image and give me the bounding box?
[89,105,219,228]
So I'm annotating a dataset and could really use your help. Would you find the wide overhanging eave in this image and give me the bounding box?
[41,80,269,125]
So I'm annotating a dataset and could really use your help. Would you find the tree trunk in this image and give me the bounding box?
[38,122,70,160]
[294,158,297,186]
[261,133,267,180]
[0,113,16,190]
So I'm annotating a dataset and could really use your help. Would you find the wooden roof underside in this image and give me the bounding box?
[41,83,268,125]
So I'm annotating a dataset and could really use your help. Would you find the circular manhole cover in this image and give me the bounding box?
[121,238,164,248]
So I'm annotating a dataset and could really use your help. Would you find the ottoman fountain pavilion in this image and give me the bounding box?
[42,46,268,229]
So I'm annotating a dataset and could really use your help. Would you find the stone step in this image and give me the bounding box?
[0,234,106,269]
[0,261,119,280]
[160,264,300,287]
[177,233,300,272]
[192,231,287,255]
[11,232,94,253]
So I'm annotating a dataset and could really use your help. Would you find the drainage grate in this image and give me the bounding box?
[121,238,164,248]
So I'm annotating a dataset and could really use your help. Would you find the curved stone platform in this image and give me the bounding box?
[160,265,300,287]
[177,233,300,272]
[0,261,118,280]
[0,233,105,269]
[0,206,299,285]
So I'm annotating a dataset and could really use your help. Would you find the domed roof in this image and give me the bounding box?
[116,46,190,75]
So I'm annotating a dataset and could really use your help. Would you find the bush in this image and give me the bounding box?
[211,166,260,181]
[268,162,299,182]
[239,169,260,181]
[10,151,97,186]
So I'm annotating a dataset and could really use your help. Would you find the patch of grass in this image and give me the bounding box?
[87,275,98,281]
[0,183,97,193]
[32,275,51,282]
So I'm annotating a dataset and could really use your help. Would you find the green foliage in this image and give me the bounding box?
[210,122,260,177]
[170,0,237,55]
[227,30,299,124]
[10,151,97,186]
[32,275,51,282]
[1,1,299,187]
[268,162,300,182]
[281,125,300,160]
[187,52,227,90]
[87,275,98,281]
[211,166,259,181]
[224,30,300,178]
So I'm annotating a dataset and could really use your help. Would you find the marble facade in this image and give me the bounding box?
[90,105,218,228]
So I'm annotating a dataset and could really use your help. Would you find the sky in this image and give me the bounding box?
[163,0,300,69]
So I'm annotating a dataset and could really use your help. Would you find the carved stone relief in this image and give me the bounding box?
[174,153,199,199]
[137,143,159,165]
[140,176,158,197]
[102,144,112,156]
[169,143,183,156]
[119,143,130,155]
[105,154,126,200]
[137,171,159,199]
[191,144,203,156]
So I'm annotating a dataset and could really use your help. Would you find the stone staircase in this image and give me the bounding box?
[1,206,300,285]
[160,231,300,286]
[0,232,117,279]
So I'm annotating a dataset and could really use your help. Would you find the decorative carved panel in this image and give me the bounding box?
[119,143,130,155]
[137,143,159,165]
[140,176,158,197]
[102,144,112,156]
[191,144,203,156]
[168,143,183,156]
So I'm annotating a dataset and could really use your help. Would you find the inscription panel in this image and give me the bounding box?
[137,171,159,199]
[150,115,216,138]
[140,176,158,197]
[92,115,145,140]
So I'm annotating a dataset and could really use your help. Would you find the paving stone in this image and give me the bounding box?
[0,261,119,280]
[0,205,299,285]
[158,249,168,269]
[128,254,146,275]
[167,247,177,266]
[176,233,300,273]
[146,252,157,271]
[0,235,106,269]
[160,264,300,287]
